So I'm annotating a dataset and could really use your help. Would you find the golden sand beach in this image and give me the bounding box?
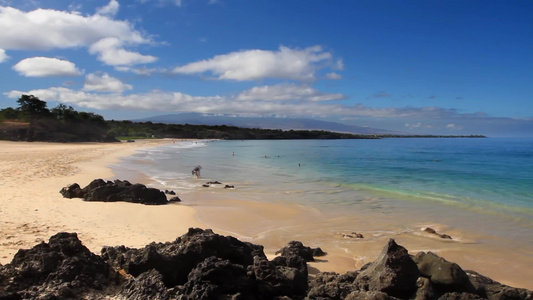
[0,140,202,263]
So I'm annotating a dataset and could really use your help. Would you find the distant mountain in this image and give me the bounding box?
[133,113,399,135]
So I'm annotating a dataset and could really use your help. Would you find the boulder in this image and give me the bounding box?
[413,252,475,293]
[0,232,113,299]
[60,179,168,205]
[307,271,360,299]
[101,228,265,287]
[354,239,420,299]
[168,196,181,202]
[180,256,255,299]
[251,255,308,298]
[119,269,170,300]
[59,183,83,198]
[275,240,326,262]
[466,270,532,300]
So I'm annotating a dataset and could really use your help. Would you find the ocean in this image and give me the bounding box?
[112,137,533,286]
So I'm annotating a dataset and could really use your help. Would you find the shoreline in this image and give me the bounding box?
[1,139,531,290]
[0,139,203,264]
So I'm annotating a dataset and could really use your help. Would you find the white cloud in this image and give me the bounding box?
[0,6,148,50]
[326,72,342,80]
[173,45,335,81]
[446,123,463,130]
[96,0,119,17]
[12,57,82,77]
[89,37,157,66]
[0,48,7,63]
[236,83,345,102]
[83,72,132,93]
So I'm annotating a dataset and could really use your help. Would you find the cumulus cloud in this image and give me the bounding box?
[96,0,119,16]
[12,57,82,77]
[0,48,7,63]
[89,37,157,66]
[173,45,335,81]
[0,6,148,51]
[235,83,345,102]
[83,72,132,93]
[5,84,464,120]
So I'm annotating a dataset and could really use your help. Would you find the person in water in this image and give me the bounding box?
[192,166,201,178]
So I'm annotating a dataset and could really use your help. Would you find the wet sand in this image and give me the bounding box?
[180,189,533,290]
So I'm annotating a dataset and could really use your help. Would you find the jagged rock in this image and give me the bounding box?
[251,255,308,298]
[0,232,113,299]
[466,270,532,300]
[180,256,255,299]
[354,238,420,299]
[275,240,326,262]
[60,179,168,205]
[168,196,181,202]
[413,252,475,294]
[1,229,531,300]
[101,228,265,288]
[119,269,170,300]
[59,183,83,198]
[345,290,401,300]
[307,271,360,299]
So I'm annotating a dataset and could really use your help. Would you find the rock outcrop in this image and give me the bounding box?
[0,229,531,300]
[60,179,169,205]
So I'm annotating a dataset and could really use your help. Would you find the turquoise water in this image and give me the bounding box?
[115,137,533,239]
[113,137,533,287]
[123,138,532,206]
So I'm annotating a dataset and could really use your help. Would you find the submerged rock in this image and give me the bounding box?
[423,227,453,239]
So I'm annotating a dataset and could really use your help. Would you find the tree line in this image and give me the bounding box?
[0,95,484,142]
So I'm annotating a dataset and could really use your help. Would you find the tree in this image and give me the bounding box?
[16,95,50,121]
[51,104,77,121]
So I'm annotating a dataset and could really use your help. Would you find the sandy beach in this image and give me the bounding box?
[1,140,531,291]
[0,139,202,264]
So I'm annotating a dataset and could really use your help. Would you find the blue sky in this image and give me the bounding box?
[0,0,532,137]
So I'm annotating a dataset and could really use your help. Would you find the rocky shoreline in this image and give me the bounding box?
[0,228,530,300]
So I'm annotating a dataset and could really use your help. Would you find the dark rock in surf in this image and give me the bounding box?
[168,196,181,202]
[423,227,453,239]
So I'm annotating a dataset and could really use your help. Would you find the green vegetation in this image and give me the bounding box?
[0,95,114,142]
[1,95,485,142]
